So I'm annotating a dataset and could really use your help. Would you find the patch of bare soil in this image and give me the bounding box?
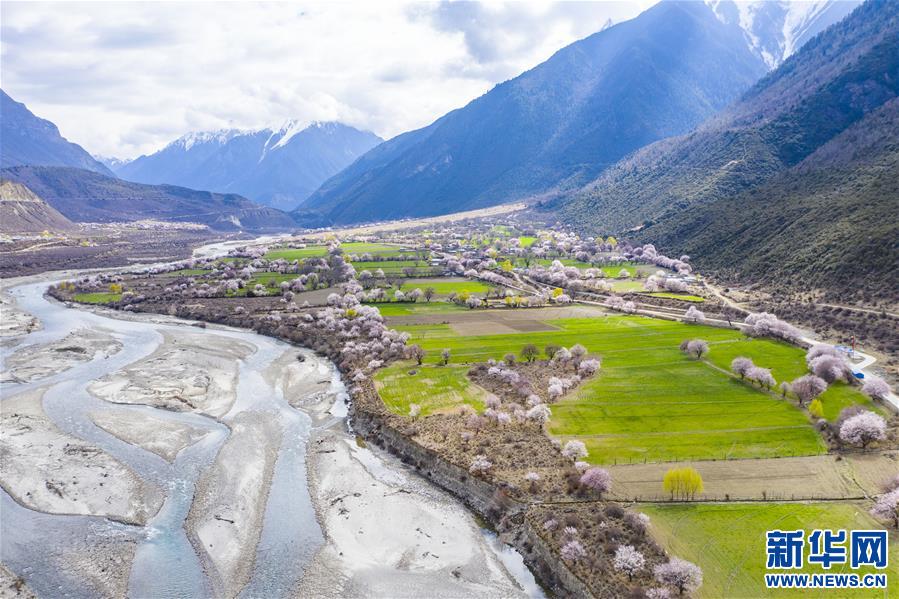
[607,452,899,501]
[0,229,219,278]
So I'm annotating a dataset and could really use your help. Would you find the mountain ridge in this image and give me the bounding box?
[555,0,898,299]
[0,90,114,177]
[294,0,772,226]
[116,121,382,210]
[1,166,296,232]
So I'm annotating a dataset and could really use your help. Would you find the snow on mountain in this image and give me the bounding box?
[115,121,382,211]
[93,155,133,170]
[169,128,246,151]
[707,0,860,68]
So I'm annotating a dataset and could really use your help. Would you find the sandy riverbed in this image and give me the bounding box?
[0,387,163,525]
[2,278,538,598]
[0,291,38,342]
[297,397,530,598]
[90,409,211,463]
[88,330,252,418]
[262,347,334,410]
[186,411,281,597]
[0,564,35,599]
[0,327,120,383]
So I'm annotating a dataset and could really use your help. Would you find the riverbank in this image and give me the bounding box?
[299,392,535,598]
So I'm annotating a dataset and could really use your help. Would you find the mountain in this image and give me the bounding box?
[94,155,132,171]
[708,0,861,68]
[556,0,898,300]
[0,90,114,176]
[115,122,382,210]
[0,166,296,232]
[294,1,772,227]
[0,179,74,233]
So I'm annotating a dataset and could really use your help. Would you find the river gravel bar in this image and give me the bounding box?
[0,387,163,524]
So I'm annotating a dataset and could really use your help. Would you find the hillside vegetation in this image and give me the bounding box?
[556,0,899,300]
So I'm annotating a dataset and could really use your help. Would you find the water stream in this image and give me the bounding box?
[1,276,543,598]
[1,281,327,597]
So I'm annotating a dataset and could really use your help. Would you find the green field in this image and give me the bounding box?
[642,502,897,599]
[704,338,881,420]
[599,262,639,278]
[264,242,404,261]
[387,314,876,463]
[375,363,486,415]
[518,236,538,247]
[73,292,122,304]
[246,272,298,290]
[645,291,706,302]
[397,279,493,296]
[610,280,645,293]
[351,260,431,275]
[375,302,468,316]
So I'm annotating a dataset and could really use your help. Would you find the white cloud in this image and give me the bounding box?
[1,1,652,158]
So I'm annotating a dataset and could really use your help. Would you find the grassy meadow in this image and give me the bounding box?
[72,292,122,304]
[264,242,405,261]
[642,502,897,599]
[383,313,874,463]
[375,363,486,415]
[396,278,493,297]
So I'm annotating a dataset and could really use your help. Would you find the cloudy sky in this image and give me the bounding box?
[1,1,654,159]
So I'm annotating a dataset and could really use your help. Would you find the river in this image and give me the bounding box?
[0,273,543,598]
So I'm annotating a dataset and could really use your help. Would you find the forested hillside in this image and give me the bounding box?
[556,0,898,300]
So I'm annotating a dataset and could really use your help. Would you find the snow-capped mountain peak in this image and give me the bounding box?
[706,0,860,69]
[266,118,309,151]
[115,121,382,211]
[170,128,245,151]
[93,154,133,170]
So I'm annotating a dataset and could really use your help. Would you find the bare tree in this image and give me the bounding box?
[408,344,426,366]
[520,343,540,362]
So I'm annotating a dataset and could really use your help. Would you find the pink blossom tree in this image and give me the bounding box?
[469,454,492,475]
[839,411,887,448]
[731,357,754,379]
[562,440,588,461]
[871,488,899,528]
[654,557,703,596]
[790,375,827,406]
[561,540,586,562]
[580,467,611,497]
[862,377,891,401]
[684,305,705,324]
[613,545,646,581]
[683,339,709,359]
